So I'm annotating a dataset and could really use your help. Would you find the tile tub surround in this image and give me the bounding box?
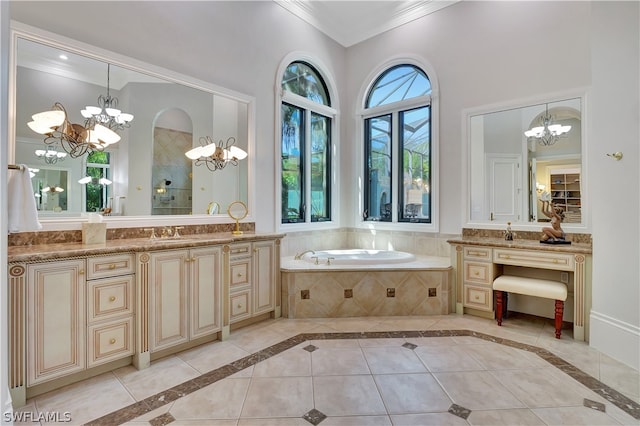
[7,222,256,247]
[20,315,635,425]
[281,256,452,318]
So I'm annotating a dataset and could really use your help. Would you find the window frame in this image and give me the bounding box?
[357,59,439,233]
[276,55,339,232]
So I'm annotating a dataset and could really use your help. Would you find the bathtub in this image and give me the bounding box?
[281,249,452,318]
[300,249,416,265]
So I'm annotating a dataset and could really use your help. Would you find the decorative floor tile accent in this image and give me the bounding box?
[402,342,417,350]
[303,408,327,425]
[149,412,175,426]
[448,403,472,419]
[584,398,606,412]
[83,329,640,425]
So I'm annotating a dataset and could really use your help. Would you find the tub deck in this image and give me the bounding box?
[281,255,453,319]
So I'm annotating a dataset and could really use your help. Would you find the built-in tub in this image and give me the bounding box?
[281,250,452,318]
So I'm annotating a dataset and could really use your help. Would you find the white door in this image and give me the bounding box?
[487,154,521,222]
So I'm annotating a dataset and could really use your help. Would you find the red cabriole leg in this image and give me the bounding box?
[496,291,503,326]
[555,300,564,339]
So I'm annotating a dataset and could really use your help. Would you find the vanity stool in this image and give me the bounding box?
[493,275,568,339]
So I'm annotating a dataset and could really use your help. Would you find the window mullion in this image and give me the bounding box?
[391,111,400,222]
[304,109,312,223]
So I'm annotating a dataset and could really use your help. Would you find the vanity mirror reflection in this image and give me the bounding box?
[467,96,584,228]
[11,24,254,223]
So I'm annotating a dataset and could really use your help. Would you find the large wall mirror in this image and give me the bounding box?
[467,95,585,229]
[10,23,254,225]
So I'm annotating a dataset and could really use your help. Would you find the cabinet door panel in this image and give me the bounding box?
[190,246,222,339]
[27,259,86,385]
[253,241,275,315]
[149,251,189,352]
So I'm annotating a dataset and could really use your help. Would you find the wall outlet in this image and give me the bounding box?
[560,272,569,283]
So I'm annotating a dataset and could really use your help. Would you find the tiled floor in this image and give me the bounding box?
[14,314,640,425]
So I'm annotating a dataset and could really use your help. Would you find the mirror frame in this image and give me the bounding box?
[462,89,589,232]
[9,21,256,230]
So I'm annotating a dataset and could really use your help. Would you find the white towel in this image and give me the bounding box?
[8,164,42,233]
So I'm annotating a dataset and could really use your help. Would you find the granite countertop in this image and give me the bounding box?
[447,237,592,255]
[8,232,286,263]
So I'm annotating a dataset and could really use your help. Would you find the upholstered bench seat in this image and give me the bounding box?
[493,275,568,338]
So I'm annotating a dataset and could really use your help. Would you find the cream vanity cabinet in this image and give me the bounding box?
[145,246,222,353]
[461,246,500,313]
[226,240,278,326]
[9,253,136,405]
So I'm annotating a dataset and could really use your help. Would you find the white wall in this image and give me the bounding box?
[588,2,639,370]
[4,0,639,372]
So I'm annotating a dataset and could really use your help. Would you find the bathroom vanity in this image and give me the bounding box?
[7,231,283,407]
[448,232,592,342]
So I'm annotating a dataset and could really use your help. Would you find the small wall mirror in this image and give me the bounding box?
[11,24,254,224]
[467,96,583,227]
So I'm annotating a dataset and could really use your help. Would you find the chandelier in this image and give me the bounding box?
[524,104,571,146]
[185,136,248,171]
[34,145,67,164]
[27,102,121,158]
[81,64,134,132]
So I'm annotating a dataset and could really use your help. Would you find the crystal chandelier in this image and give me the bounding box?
[524,104,572,146]
[34,145,67,164]
[27,102,121,158]
[185,136,248,172]
[81,64,134,132]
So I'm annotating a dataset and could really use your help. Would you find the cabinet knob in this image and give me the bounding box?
[237,273,243,277]
[474,295,480,300]
[109,338,116,344]
[109,296,116,302]
[474,271,480,276]
[237,304,242,309]
[109,264,116,269]
[79,270,85,275]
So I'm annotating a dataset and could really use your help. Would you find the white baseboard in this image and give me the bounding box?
[590,310,640,371]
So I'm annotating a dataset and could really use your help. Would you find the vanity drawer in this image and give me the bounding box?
[493,249,574,271]
[463,261,494,285]
[87,317,134,367]
[463,285,493,311]
[228,243,252,258]
[230,260,251,289]
[87,254,135,279]
[87,275,134,323]
[230,289,251,323]
[463,246,493,262]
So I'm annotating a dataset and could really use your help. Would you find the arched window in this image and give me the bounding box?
[363,63,433,224]
[280,61,334,225]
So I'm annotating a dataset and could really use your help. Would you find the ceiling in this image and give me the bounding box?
[274,0,458,47]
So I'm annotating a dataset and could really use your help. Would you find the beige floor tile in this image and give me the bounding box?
[172,420,238,425]
[367,316,440,331]
[312,348,370,376]
[490,368,608,408]
[321,415,392,425]
[240,377,313,418]
[433,371,527,410]
[599,353,640,403]
[463,342,549,370]
[532,406,627,425]
[121,402,173,425]
[374,373,452,413]
[307,338,361,349]
[466,408,546,425]
[408,336,461,346]
[362,346,427,374]
[33,372,135,425]
[169,377,250,420]
[415,345,486,372]
[238,417,313,425]
[113,356,200,400]
[226,327,291,354]
[323,318,381,332]
[176,340,251,374]
[252,347,312,377]
[313,375,387,417]
[390,412,469,425]
[357,337,406,347]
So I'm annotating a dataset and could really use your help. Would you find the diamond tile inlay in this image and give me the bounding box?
[303,344,318,353]
[402,342,418,350]
[584,398,606,412]
[303,408,327,425]
[448,403,472,419]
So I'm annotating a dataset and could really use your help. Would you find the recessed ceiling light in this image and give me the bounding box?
[59,54,68,60]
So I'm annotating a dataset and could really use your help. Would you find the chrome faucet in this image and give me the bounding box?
[294,249,316,260]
